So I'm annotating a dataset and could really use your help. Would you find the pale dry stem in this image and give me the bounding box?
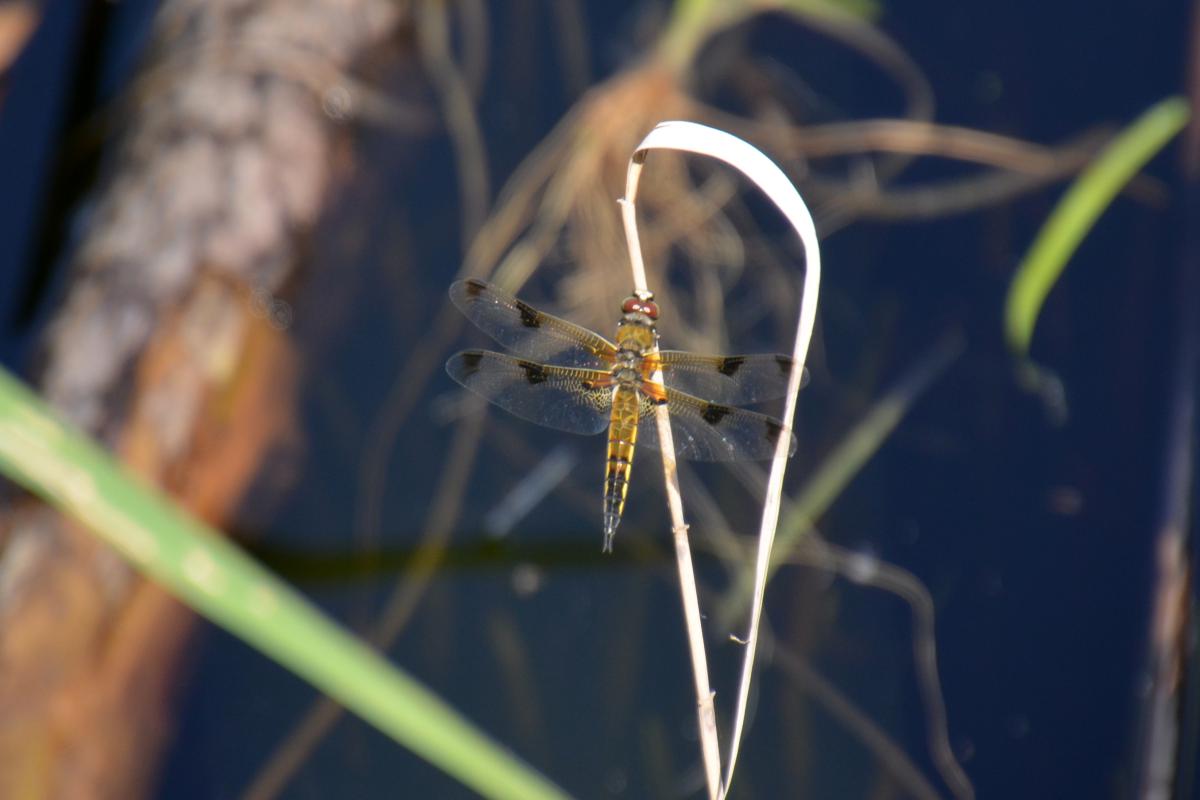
[622,121,821,800]
[621,132,722,800]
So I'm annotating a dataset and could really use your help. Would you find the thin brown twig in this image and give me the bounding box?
[771,636,945,800]
[787,119,1077,173]
[788,538,975,800]
[1133,5,1200,794]
[486,609,552,767]
[417,0,491,248]
[355,302,464,552]
[699,3,934,187]
[454,0,489,100]
[463,102,584,279]
[792,8,934,125]
[547,0,591,99]
[809,141,1101,224]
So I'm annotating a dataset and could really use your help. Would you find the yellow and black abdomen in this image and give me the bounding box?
[602,384,641,552]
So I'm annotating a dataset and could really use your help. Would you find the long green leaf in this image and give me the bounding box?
[0,367,570,800]
[1005,96,1190,355]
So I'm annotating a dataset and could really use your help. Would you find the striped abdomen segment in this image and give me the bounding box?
[602,385,641,552]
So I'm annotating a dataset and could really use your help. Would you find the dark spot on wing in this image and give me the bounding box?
[515,300,541,328]
[702,404,731,425]
[460,351,483,375]
[519,361,548,384]
[775,355,793,375]
[765,418,784,444]
[719,356,745,376]
[464,278,487,297]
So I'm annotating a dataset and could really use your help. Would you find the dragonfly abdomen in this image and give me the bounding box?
[602,385,641,552]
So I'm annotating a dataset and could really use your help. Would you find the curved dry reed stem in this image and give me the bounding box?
[620,135,721,800]
[621,121,821,799]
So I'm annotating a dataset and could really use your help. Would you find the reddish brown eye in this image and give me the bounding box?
[621,296,659,319]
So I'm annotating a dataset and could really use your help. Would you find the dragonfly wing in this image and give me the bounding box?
[447,350,612,435]
[450,279,617,369]
[634,383,797,462]
[656,350,806,405]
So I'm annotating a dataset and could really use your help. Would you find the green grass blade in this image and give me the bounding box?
[0,366,570,800]
[1005,96,1190,355]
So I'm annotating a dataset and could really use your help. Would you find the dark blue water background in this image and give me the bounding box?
[0,1,1193,798]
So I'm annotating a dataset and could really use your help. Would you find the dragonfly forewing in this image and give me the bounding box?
[446,350,613,435]
[450,279,617,369]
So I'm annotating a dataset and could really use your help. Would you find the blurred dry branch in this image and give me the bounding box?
[0,0,403,796]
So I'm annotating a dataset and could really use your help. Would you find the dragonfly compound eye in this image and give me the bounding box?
[621,297,659,319]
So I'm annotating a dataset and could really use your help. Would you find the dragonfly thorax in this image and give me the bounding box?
[610,344,641,384]
[616,314,657,353]
[614,312,657,390]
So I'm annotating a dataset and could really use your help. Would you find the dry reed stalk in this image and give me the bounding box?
[619,120,820,799]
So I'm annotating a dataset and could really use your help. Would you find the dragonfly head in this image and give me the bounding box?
[618,291,659,352]
[620,293,659,321]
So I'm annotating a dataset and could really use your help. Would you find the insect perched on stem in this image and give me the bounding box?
[446,278,800,551]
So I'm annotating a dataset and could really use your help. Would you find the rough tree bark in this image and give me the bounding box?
[0,1,402,796]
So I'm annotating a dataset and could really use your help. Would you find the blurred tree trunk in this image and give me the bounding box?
[0,1,403,796]
[0,1,39,93]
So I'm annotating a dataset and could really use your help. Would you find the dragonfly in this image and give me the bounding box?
[445,278,801,552]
